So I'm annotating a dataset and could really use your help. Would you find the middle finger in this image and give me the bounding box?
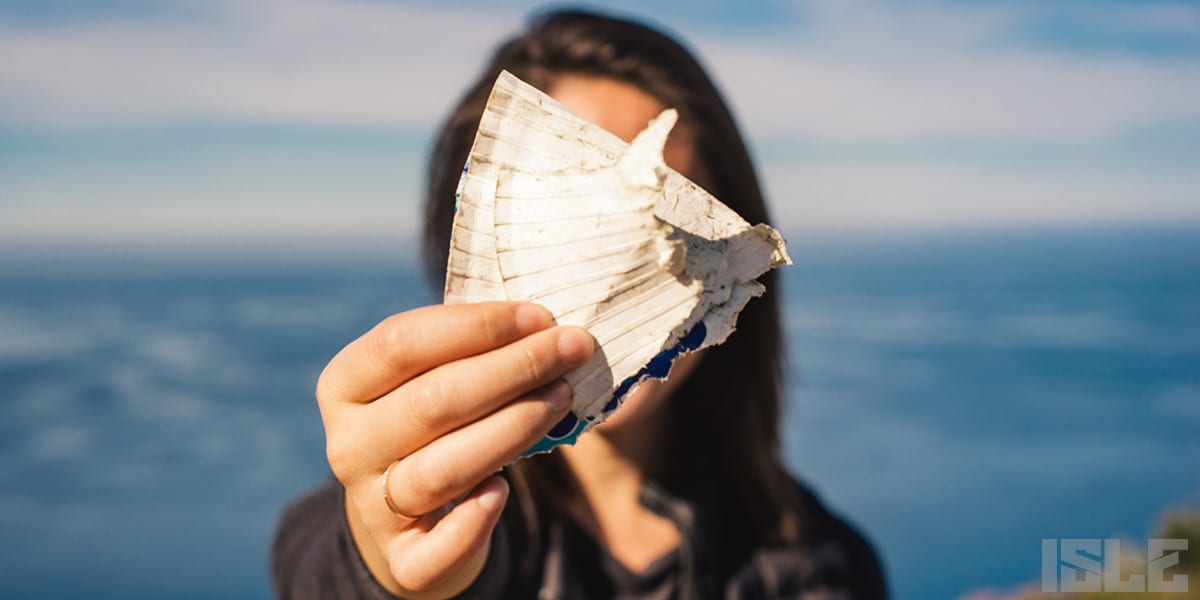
[355,324,593,464]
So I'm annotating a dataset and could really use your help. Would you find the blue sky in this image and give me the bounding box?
[1,0,1198,244]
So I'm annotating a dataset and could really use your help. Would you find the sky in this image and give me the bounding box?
[1,0,1198,245]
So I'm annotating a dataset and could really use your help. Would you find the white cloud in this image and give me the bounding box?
[1,0,1197,236]
[2,180,417,241]
[702,0,1200,142]
[763,158,1200,231]
[713,47,1200,142]
[1,0,1197,142]
[0,0,522,130]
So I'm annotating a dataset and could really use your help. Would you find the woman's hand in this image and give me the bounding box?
[315,302,594,597]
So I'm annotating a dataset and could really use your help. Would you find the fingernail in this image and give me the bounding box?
[557,327,594,365]
[545,381,572,411]
[515,303,553,336]
[477,478,508,511]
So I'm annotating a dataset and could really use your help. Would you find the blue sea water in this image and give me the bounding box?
[0,227,1197,599]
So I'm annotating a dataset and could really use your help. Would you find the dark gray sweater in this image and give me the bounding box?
[271,477,887,599]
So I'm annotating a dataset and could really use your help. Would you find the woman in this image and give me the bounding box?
[273,9,886,599]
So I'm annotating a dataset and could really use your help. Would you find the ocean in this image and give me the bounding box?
[1,226,1197,599]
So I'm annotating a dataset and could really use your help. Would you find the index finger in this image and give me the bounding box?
[317,302,553,405]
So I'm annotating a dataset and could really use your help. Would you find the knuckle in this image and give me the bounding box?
[474,305,502,346]
[408,455,452,505]
[519,343,548,385]
[371,314,413,371]
[314,366,338,405]
[405,378,448,432]
[324,436,357,483]
[377,313,408,346]
[500,399,548,444]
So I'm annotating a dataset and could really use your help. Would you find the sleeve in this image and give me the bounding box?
[270,478,517,600]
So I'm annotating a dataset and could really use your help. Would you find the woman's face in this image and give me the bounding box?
[547,74,704,433]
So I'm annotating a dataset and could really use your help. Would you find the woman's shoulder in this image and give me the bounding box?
[725,478,888,599]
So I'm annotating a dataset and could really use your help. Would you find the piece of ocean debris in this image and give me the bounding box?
[444,70,792,455]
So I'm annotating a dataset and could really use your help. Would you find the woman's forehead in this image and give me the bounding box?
[547,74,696,176]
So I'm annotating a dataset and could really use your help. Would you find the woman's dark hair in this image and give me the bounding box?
[421,8,800,572]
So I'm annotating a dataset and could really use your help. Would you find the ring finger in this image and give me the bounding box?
[383,380,572,518]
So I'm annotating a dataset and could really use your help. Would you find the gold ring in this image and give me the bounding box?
[381,461,417,518]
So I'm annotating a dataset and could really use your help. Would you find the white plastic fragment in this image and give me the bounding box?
[444,70,792,454]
